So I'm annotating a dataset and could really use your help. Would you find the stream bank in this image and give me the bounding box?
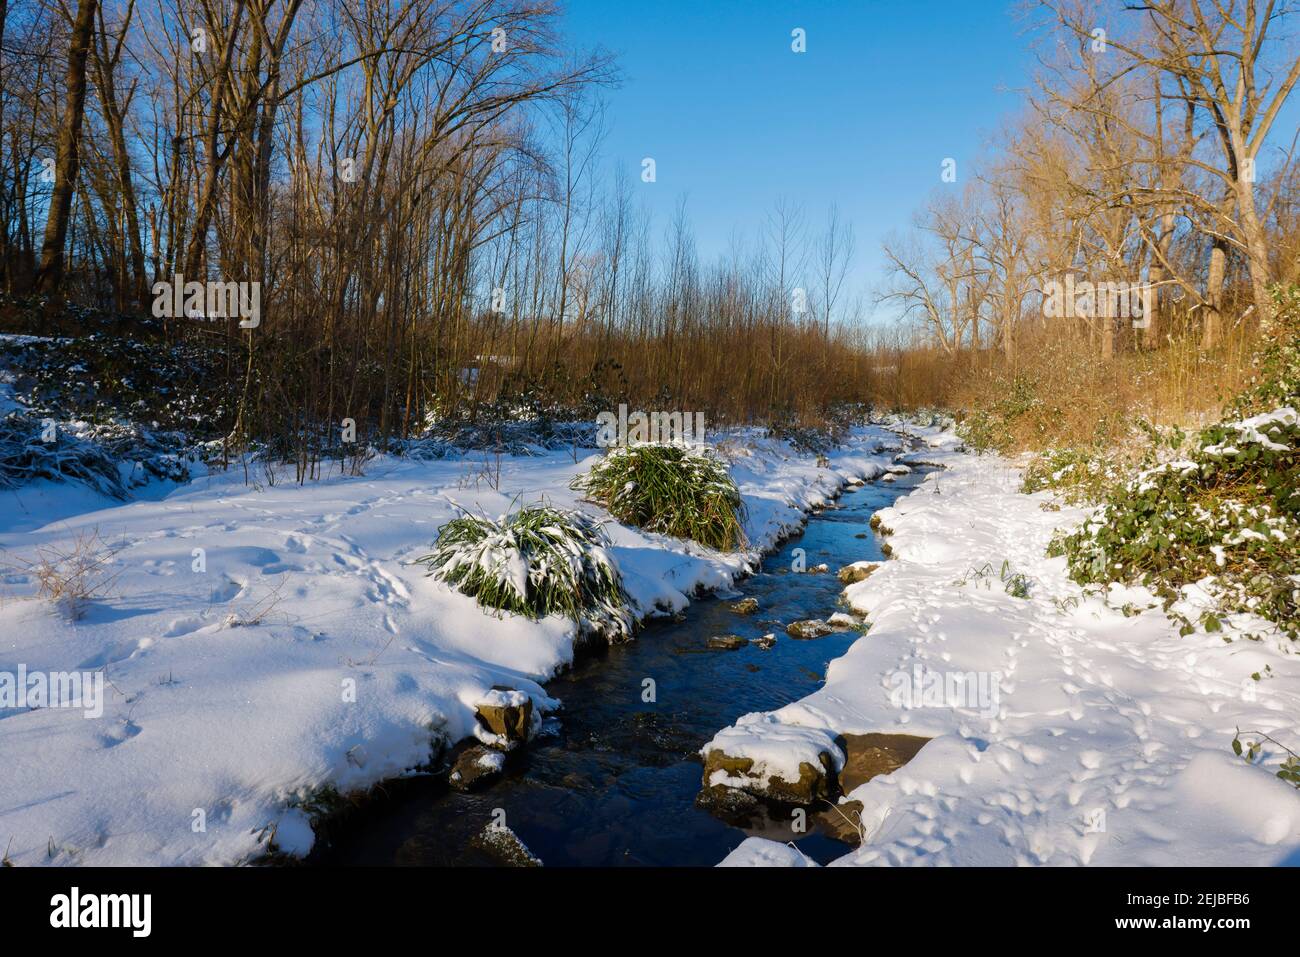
[308,468,932,866]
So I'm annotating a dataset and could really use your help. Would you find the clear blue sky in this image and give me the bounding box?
[561,0,1032,315]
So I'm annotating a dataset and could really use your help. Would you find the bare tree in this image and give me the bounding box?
[816,203,855,335]
[35,0,98,293]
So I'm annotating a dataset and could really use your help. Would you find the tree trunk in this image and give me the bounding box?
[0,0,10,291]
[1145,262,1163,348]
[34,0,98,294]
[1235,173,1274,320]
[1203,236,1228,349]
[92,3,146,307]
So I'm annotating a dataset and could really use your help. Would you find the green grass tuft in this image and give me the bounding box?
[571,443,746,551]
[414,505,633,639]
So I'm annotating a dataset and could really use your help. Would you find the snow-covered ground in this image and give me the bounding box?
[0,428,893,866]
[719,425,1300,867]
[7,416,1295,868]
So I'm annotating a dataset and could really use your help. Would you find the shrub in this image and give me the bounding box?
[570,443,746,550]
[957,373,1041,452]
[1020,447,1120,504]
[1232,729,1300,789]
[1051,406,1298,635]
[1049,285,1300,638]
[1021,422,1187,505]
[1225,283,1300,419]
[413,505,633,639]
[767,404,864,454]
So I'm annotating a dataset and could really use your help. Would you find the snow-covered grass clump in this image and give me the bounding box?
[572,443,746,551]
[414,504,633,639]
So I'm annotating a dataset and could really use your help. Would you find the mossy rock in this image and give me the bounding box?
[698,749,837,808]
[730,597,759,615]
[786,618,834,640]
[837,733,930,793]
[707,634,748,650]
[475,687,533,749]
[837,562,879,584]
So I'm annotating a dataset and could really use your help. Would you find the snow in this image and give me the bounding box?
[702,712,845,788]
[269,808,316,856]
[1204,406,1297,457]
[475,750,507,772]
[477,688,530,710]
[716,423,1300,867]
[11,411,1293,868]
[0,427,892,866]
[718,837,820,867]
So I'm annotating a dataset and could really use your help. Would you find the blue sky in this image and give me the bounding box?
[561,0,1033,313]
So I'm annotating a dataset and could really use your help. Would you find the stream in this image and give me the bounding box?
[309,467,929,866]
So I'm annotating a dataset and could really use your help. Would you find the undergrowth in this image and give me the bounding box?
[1048,285,1300,639]
[1020,420,1189,504]
[1020,447,1122,504]
[954,317,1254,456]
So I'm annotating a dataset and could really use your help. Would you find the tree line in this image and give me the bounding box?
[881,0,1300,362]
[1,0,883,462]
[2,0,1296,462]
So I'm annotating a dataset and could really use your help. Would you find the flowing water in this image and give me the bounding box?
[310,468,929,867]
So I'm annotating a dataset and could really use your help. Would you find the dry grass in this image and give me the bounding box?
[13,529,123,621]
[221,576,289,629]
[937,320,1258,454]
